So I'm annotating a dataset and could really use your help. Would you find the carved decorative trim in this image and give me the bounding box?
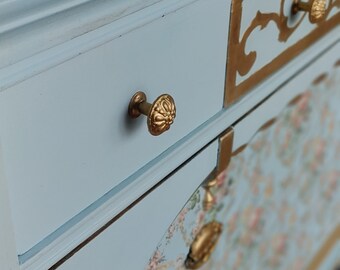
[224,0,340,106]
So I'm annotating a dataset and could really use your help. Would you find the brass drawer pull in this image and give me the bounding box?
[292,0,327,23]
[185,222,223,269]
[128,91,176,136]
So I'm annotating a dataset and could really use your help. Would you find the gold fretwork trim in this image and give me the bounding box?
[224,0,340,106]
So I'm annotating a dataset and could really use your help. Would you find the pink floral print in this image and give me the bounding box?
[146,66,340,270]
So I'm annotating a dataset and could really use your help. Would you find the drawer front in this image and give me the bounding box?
[224,0,340,105]
[53,137,219,269]
[146,51,340,269]
[0,0,229,255]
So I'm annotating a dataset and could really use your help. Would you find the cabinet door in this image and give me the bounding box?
[146,46,340,270]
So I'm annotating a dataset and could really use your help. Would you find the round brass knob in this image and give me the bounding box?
[185,222,223,269]
[128,91,176,136]
[292,0,327,23]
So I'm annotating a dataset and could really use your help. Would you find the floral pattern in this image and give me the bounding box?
[146,65,340,270]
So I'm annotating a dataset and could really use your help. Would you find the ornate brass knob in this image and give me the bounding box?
[128,91,176,136]
[292,0,327,23]
[185,222,223,269]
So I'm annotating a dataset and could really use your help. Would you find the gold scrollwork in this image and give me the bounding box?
[225,0,340,106]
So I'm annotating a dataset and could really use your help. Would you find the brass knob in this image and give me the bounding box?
[185,222,223,269]
[292,0,327,23]
[128,91,176,136]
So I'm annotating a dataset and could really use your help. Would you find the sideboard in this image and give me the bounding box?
[0,0,339,269]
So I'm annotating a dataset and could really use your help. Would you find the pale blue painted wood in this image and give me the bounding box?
[58,140,219,270]
[0,0,338,269]
[0,0,229,255]
[0,0,195,70]
[37,42,340,270]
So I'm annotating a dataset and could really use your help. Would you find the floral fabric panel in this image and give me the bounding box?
[146,65,340,270]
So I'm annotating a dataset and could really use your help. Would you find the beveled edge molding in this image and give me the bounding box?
[224,0,340,106]
[0,0,198,92]
[0,0,91,35]
[0,0,161,70]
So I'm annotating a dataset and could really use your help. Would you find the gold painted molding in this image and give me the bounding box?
[202,128,234,211]
[307,225,340,270]
[224,0,340,106]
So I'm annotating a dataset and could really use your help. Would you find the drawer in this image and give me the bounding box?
[47,48,340,269]
[15,40,339,270]
[0,0,229,255]
[52,136,219,270]
[224,0,340,105]
[146,47,340,270]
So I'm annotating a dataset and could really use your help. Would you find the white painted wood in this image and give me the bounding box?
[0,142,20,270]
[0,0,229,256]
[58,140,218,270]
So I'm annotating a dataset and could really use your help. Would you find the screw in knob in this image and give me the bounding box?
[292,0,327,23]
[128,91,176,136]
